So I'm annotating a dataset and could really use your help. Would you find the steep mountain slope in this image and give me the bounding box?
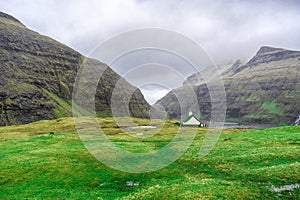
[0,12,150,126]
[156,46,300,124]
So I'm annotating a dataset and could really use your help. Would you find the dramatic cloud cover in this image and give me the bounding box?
[1,0,300,104]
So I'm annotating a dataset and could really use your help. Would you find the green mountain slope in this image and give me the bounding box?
[0,12,150,126]
[156,46,300,124]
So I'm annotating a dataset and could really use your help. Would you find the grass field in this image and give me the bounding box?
[0,118,299,199]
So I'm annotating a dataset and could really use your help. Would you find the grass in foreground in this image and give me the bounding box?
[0,118,299,199]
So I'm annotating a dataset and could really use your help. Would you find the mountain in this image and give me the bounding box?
[156,46,300,124]
[293,115,300,126]
[0,12,150,126]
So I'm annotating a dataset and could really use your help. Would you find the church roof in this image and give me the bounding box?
[182,114,201,123]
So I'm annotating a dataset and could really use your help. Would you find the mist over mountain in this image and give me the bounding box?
[156,46,300,125]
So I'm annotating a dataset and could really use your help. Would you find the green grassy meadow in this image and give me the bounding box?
[0,118,299,199]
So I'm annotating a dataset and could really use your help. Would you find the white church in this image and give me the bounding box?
[181,111,207,127]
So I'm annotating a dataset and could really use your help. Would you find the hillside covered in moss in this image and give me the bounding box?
[0,12,150,126]
[0,118,299,199]
[156,46,300,125]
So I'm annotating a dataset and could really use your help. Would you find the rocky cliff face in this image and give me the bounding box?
[0,12,150,126]
[156,46,300,124]
[293,115,300,126]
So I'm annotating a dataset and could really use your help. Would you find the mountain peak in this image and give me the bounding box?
[0,11,150,126]
[0,11,24,25]
[240,46,300,69]
[256,46,284,55]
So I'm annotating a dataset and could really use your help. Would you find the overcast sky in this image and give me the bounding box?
[1,0,300,104]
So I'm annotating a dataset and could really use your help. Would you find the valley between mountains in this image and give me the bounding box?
[0,11,299,126]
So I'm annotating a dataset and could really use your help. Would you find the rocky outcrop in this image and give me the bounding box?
[156,46,300,125]
[0,12,150,126]
[292,115,300,126]
[232,46,300,74]
[0,12,23,24]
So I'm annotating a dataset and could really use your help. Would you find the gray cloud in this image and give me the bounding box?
[1,0,300,103]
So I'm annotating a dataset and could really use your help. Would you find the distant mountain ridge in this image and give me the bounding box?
[156,46,300,124]
[0,11,150,126]
[231,46,300,74]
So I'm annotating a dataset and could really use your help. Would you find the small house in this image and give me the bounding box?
[181,111,207,127]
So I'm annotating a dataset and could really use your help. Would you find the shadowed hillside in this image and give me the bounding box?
[0,12,150,126]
